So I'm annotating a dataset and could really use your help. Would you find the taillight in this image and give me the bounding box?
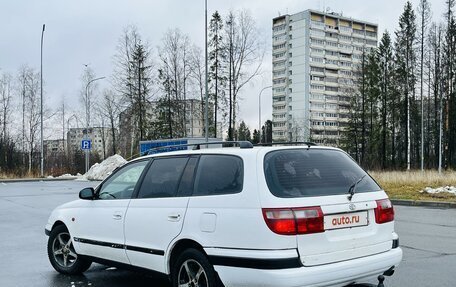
[262,207,324,235]
[294,207,324,234]
[375,199,395,224]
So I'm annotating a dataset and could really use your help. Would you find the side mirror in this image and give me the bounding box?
[79,187,95,200]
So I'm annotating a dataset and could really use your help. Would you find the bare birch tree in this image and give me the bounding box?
[224,9,264,140]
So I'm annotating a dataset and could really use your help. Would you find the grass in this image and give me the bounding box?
[369,170,456,202]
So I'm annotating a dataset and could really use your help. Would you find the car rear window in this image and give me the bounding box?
[264,149,381,198]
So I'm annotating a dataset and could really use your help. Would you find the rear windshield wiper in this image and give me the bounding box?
[347,174,366,201]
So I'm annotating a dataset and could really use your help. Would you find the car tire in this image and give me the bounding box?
[171,248,220,287]
[47,224,91,274]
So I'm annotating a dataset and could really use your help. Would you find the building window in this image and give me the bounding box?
[310,57,324,63]
[325,86,339,92]
[311,66,325,73]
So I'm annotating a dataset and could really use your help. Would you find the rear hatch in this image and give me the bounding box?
[261,148,395,266]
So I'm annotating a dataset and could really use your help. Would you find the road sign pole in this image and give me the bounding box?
[81,139,91,173]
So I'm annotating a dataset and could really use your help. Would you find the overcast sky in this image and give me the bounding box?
[0,0,446,139]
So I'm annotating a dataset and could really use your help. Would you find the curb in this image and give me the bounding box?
[391,199,456,209]
[0,177,80,183]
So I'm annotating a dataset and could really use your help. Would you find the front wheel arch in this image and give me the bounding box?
[51,220,66,231]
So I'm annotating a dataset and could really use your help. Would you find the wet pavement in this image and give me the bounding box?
[1,180,455,287]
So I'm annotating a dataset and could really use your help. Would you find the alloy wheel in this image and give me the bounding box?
[177,259,208,287]
[51,232,77,268]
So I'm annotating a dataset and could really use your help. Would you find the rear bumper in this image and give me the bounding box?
[214,247,402,287]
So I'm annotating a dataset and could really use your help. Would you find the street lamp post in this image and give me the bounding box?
[258,86,272,143]
[204,0,209,143]
[40,24,45,177]
[66,114,79,155]
[84,77,105,173]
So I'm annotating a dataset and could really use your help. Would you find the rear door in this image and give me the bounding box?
[262,148,395,266]
[124,156,197,273]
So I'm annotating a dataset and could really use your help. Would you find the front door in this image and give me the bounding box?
[73,159,149,264]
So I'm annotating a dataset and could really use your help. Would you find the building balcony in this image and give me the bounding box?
[339,27,353,34]
[324,63,339,70]
[273,100,286,105]
[366,34,377,40]
[324,81,339,87]
[339,47,353,54]
[272,125,287,131]
[273,117,287,123]
[352,31,366,38]
[272,46,287,53]
[272,109,287,115]
[310,134,340,140]
[272,72,287,79]
[325,26,339,33]
[273,56,287,63]
[310,21,325,30]
[325,54,339,60]
[273,38,287,45]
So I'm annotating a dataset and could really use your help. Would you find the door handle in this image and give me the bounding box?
[168,214,181,222]
[113,212,123,220]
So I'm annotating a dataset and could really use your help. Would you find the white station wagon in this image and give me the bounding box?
[45,142,402,287]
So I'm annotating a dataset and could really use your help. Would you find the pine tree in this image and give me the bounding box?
[237,121,251,141]
[395,1,417,169]
[378,31,394,168]
[209,11,226,138]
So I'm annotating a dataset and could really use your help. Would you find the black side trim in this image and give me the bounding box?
[126,245,165,256]
[45,228,50,236]
[74,237,124,249]
[208,255,302,270]
[74,237,165,256]
[392,238,399,249]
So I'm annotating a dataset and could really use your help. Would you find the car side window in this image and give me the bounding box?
[137,157,188,199]
[97,160,149,200]
[193,155,243,196]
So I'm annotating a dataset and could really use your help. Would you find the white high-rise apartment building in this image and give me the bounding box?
[272,9,378,145]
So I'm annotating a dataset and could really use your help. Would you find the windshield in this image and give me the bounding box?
[264,149,381,198]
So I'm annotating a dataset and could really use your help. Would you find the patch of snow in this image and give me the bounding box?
[47,175,54,179]
[58,173,73,178]
[420,186,456,195]
[82,154,127,181]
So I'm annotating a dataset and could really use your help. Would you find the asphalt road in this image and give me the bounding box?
[0,180,455,287]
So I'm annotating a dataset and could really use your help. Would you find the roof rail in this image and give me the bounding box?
[254,141,317,147]
[192,141,254,150]
[144,140,253,155]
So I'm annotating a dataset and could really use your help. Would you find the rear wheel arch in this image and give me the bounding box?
[167,239,206,274]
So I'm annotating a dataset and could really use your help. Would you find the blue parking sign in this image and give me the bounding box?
[81,140,92,150]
